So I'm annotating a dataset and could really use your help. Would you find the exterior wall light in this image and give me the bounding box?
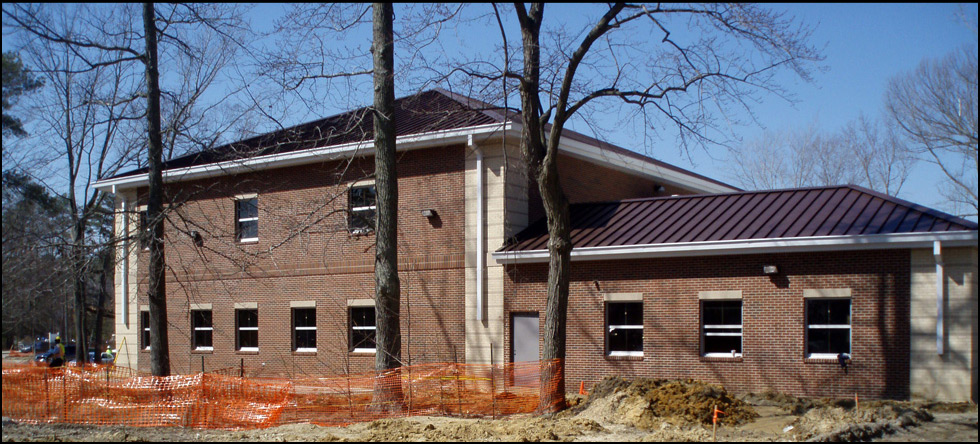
[763,265,779,275]
[190,230,203,247]
[420,209,437,218]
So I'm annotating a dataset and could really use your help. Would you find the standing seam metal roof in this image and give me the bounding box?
[104,88,736,192]
[499,185,978,252]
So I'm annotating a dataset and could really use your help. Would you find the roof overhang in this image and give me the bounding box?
[556,136,737,194]
[93,120,735,195]
[492,231,979,264]
[93,122,514,193]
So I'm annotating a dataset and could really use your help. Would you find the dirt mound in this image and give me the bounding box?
[788,400,933,440]
[576,376,757,429]
[741,390,820,415]
[353,416,604,442]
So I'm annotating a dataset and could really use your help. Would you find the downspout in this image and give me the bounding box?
[470,134,485,323]
[121,197,129,326]
[933,240,944,355]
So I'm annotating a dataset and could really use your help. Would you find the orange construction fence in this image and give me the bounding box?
[1,360,563,430]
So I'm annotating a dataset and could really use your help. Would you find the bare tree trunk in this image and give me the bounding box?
[371,2,403,411]
[91,250,110,364]
[71,221,88,366]
[513,2,572,413]
[144,1,170,376]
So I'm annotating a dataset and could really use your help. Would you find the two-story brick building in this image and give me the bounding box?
[94,89,977,402]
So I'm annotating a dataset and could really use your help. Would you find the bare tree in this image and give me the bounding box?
[4,4,144,362]
[370,2,404,410]
[885,45,978,218]
[469,3,821,411]
[4,2,257,373]
[839,115,915,196]
[729,116,914,195]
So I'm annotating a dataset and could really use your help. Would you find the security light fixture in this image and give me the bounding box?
[763,265,779,275]
[190,230,203,247]
[421,208,437,218]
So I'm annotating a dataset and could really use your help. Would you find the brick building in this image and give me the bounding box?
[95,89,978,402]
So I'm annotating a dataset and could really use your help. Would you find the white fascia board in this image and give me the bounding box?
[492,231,979,264]
[556,136,738,194]
[93,122,512,193]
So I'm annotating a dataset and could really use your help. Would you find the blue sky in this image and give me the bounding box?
[646,3,977,213]
[242,3,980,216]
[4,3,977,217]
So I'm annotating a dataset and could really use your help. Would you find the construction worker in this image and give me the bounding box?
[50,336,65,368]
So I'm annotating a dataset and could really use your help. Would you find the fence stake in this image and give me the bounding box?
[490,346,496,420]
[453,350,462,417]
[44,368,50,419]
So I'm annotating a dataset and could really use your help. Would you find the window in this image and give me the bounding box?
[701,300,742,357]
[806,299,851,359]
[606,302,643,357]
[348,184,376,233]
[349,306,376,353]
[236,197,258,242]
[236,309,258,352]
[140,311,151,350]
[191,310,213,351]
[292,308,317,352]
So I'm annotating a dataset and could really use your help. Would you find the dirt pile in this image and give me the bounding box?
[353,416,605,442]
[788,400,933,441]
[576,376,757,429]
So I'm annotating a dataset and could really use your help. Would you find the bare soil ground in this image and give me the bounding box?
[2,373,976,442]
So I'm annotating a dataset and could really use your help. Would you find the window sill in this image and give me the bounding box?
[700,355,743,363]
[349,350,376,356]
[236,349,259,355]
[292,350,317,356]
[238,238,259,244]
[805,356,852,364]
[191,348,214,354]
[605,354,643,361]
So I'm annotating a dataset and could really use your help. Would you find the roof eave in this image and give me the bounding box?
[492,230,979,264]
[93,118,735,196]
[93,121,514,193]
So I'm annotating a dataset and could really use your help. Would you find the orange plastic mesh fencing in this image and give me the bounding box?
[2,359,564,430]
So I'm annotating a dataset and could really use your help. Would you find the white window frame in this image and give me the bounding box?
[605,301,643,358]
[235,196,259,243]
[191,310,213,351]
[349,303,376,354]
[140,310,151,350]
[700,300,743,358]
[235,308,259,352]
[292,307,317,353]
[805,298,852,360]
[348,183,377,235]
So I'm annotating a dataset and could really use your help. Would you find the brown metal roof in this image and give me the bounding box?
[106,88,736,192]
[499,185,978,252]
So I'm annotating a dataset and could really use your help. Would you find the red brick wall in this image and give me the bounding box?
[503,250,911,399]
[135,144,467,376]
[527,153,691,223]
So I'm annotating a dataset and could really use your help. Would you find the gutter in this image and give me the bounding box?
[93,122,514,193]
[93,121,731,196]
[492,231,979,263]
[933,241,944,355]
